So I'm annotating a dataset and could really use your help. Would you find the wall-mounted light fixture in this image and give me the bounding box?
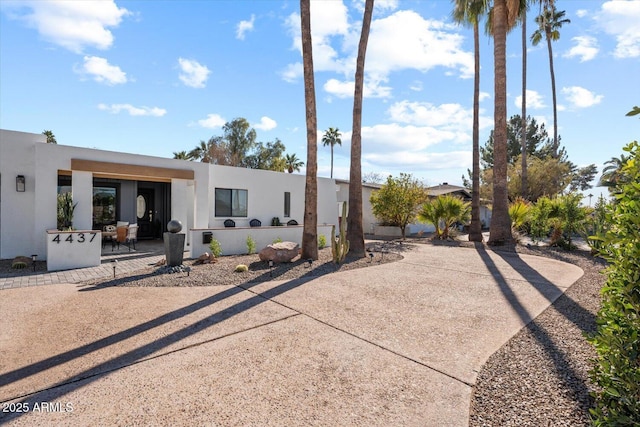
[16,175,26,192]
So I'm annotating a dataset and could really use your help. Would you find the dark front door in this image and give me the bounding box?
[136,189,155,239]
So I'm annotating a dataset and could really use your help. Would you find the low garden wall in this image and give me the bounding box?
[46,230,101,271]
[189,224,334,257]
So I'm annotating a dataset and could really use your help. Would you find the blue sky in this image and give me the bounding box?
[1,0,638,202]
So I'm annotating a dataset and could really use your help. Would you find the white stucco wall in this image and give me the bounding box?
[0,130,41,259]
[207,165,336,229]
[336,181,379,235]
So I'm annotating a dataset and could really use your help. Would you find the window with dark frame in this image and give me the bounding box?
[215,188,248,217]
[284,192,291,218]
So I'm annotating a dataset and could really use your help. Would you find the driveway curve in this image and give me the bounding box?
[0,243,583,426]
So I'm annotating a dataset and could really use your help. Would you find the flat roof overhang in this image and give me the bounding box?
[69,159,195,183]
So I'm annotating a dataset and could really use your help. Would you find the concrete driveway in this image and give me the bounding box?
[0,243,583,426]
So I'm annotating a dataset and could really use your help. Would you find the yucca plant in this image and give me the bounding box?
[508,197,531,232]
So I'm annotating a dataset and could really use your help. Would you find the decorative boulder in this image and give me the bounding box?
[193,252,216,265]
[259,241,300,263]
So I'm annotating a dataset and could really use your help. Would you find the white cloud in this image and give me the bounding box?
[595,0,640,58]
[178,58,210,88]
[284,1,350,73]
[387,100,492,132]
[514,90,546,110]
[236,14,255,40]
[479,92,490,102]
[76,56,127,85]
[253,116,277,131]
[409,80,423,92]
[280,62,302,83]
[2,0,130,53]
[197,113,226,129]
[97,103,166,117]
[323,77,392,98]
[563,36,599,62]
[576,9,588,18]
[364,150,471,170]
[367,10,473,79]
[561,86,604,108]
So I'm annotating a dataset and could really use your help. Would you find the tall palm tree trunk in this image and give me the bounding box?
[488,0,513,245]
[469,18,483,242]
[521,8,528,198]
[300,0,318,260]
[347,0,374,258]
[546,29,558,158]
[330,144,334,178]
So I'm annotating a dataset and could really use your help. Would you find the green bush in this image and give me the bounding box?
[318,234,326,249]
[209,238,222,258]
[272,237,282,244]
[588,141,640,425]
[234,264,248,272]
[528,196,554,241]
[246,235,256,254]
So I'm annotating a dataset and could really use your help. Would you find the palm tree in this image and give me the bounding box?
[322,127,342,178]
[188,140,211,163]
[487,0,520,245]
[598,154,630,191]
[300,0,318,260]
[452,0,486,242]
[347,0,374,258]
[173,151,190,160]
[42,130,57,144]
[418,195,471,240]
[285,153,304,173]
[520,4,528,199]
[531,5,570,158]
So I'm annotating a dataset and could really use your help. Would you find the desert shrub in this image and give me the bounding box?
[318,234,326,249]
[11,261,27,269]
[588,141,640,425]
[272,237,282,244]
[528,196,554,241]
[234,264,248,273]
[246,235,256,254]
[586,195,610,254]
[209,238,222,257]
[508,197,531,232]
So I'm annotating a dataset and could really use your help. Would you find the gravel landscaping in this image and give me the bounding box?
[468,244,606,427]
[79,243,405,289]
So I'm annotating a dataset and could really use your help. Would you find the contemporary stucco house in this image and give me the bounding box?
[0,129,338,262]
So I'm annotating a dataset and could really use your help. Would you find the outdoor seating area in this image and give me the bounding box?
[102,223,138,252]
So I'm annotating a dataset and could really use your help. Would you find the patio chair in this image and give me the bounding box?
[102,224,117,248]
[125,224,138,251]
[249,219,261,227]
[224,219,235,228]
[114,226,127,251]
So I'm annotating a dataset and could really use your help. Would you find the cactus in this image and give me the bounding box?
[331,201,350,264]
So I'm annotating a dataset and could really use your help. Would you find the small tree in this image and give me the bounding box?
[370,173,426,239]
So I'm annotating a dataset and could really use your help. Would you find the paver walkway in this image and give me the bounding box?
[0,243,583,426]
